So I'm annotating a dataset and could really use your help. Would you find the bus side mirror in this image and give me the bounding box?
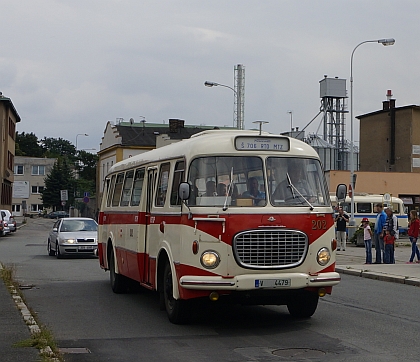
[336,184,347,203]
[178,182,190,200]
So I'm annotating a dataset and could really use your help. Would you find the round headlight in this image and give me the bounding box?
[317,247,331,266]
[200,251,220,269]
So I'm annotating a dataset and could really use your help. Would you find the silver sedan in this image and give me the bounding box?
[47,217,98,258]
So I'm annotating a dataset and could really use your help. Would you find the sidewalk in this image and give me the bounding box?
[336,240,420,286]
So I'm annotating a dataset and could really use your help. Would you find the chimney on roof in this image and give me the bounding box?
[169,119,185,133]
[383,90,396,110]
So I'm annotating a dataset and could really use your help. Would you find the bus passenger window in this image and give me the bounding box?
[130,168,145,207]
[170,161,184,206]
[120,170,134,206]
[107,175,116,207]
[112,173,125,207]
[356,203,371,213]
[156,163,170,207]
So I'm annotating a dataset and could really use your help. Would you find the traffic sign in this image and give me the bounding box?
[61,201,66,206]
[60,190,68,201]
[83,196,90,203]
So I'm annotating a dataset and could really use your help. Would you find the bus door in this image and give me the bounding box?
[143,166,158,284]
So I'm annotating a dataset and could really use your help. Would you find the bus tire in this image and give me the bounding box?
[109,249,128,294]
[163,262,189,324]
[287,291,319,318]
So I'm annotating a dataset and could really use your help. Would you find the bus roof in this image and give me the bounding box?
[108,129,320,175]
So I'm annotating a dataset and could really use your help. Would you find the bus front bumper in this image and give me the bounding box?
[179,272,341,291]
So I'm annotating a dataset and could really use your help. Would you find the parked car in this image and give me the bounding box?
[47,217,98,258]
[1,210,16,232]
[0,215,10,236]
[46,210,69,219]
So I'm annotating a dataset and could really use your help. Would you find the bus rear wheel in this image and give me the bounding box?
[163,262,189,324]
[109,249,128,294]
[287,291,319,318]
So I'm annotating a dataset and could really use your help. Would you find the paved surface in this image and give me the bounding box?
[1,218,419,361]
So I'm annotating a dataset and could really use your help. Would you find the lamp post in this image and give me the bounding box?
[75,133,88,150]
[288,111,293,133]
[204,81,239,128]
[349,38,395,235]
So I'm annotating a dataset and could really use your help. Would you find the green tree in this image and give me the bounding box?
[15,132,45,157]
[42,137,76,161]
[41,158,76,210]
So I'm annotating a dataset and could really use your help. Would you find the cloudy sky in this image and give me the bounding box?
[1,1,418,151]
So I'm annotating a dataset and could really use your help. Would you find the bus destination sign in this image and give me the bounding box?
[235,136,290,151]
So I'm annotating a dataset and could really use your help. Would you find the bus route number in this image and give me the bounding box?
[312,220,327,230]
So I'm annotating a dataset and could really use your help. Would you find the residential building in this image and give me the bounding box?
[12,156,56,216]
[0,92,20,210]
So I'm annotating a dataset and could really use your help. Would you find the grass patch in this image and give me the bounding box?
[0,263,63,361]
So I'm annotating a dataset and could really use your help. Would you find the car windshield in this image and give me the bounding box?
[60,219,98,232]
[267,157,330,206]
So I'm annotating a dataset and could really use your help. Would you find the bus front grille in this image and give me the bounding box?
[233,230,308,269]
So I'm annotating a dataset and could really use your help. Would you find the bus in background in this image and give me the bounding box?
[98,130,343,324]
[331,193,408,234]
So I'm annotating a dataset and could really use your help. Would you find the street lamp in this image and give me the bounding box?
[75,133,88,150]
[204,80,239,128]
[349,38,395,234]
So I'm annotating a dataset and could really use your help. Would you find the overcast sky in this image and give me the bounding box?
[1,0,418,151]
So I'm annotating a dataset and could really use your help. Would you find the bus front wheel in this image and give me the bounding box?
[109,249,128,294]
[163,262,189,324]
[287,291,319,318]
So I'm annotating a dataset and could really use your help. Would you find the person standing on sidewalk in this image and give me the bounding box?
[373,203,387,263]
[383,230,396,264]
[335,207,349,251]
[361,217,373,264]
[407,210,420,264]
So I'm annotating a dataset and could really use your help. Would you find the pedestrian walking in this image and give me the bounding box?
[407,210,420,264]
[335,207,349,251]
[373,203,387,263]
[361,217,373,264]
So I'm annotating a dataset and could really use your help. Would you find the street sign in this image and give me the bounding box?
[83,196,90,203]
[84,191,90,197]
[60,190,68,201]
[61,201,66,206]
[383,193,391,202]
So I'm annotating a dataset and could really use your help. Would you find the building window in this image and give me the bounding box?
[12,204,21,213]
[14,165,24,175]
[7,151,14,171]
[31,204,43,212]
[1,182,12,205]
[9,118,16,139]
[32,165,45,175]
[31,186,44,194]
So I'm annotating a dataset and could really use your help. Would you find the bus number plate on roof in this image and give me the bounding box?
[235,137,289,151]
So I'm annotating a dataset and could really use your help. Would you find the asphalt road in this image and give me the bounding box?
[1,218,419,361]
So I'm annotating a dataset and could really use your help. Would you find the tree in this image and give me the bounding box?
[41,157,76,210]
[15,132,45,157]
[42,137,76,161]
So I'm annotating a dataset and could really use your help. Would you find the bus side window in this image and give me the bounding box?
[112,173,125,207]
[356,202,371,213]
[170,161,185,206]
[120,170,134,206]
[130,168,145,207]
[156,163,170,207]
[106,175,116,207]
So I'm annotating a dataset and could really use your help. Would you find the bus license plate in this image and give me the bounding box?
[255,279,291,288]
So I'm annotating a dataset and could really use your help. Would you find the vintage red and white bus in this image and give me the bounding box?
[98,130,342,323]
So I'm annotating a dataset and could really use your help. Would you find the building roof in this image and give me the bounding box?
[0,93,21,122]
[356,104,420,120]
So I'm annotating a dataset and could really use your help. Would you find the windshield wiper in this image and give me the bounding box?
[223,167,234,211]
[286,173,314,211]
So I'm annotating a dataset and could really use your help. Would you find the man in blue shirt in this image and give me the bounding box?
[242,177,265,205]
[373,203,387,263]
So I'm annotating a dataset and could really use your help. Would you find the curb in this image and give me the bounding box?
[336,266,420,287]
[0,264,59,361]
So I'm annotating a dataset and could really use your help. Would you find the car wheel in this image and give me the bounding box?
[163,262,189,324]
[287,291,319,318]
[47,240,55,256]
[109,249,128,293]
[56,242,62,259]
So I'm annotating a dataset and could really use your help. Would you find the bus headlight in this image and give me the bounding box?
[200,251,220,269]
[317,247,331,266]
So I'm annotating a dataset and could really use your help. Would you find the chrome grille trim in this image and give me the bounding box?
[233,229,308,269]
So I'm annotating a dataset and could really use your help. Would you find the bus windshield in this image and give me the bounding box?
[268,157,329,207]
[187,156,329,207]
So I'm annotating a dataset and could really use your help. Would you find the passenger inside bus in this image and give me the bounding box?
[205,181,217,196]
[217,183,227,196]
[241,177,266,205]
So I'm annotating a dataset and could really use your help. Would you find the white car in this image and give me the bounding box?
[47,217,98,258]
[0,216,10,236]
[0,210,16,233]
